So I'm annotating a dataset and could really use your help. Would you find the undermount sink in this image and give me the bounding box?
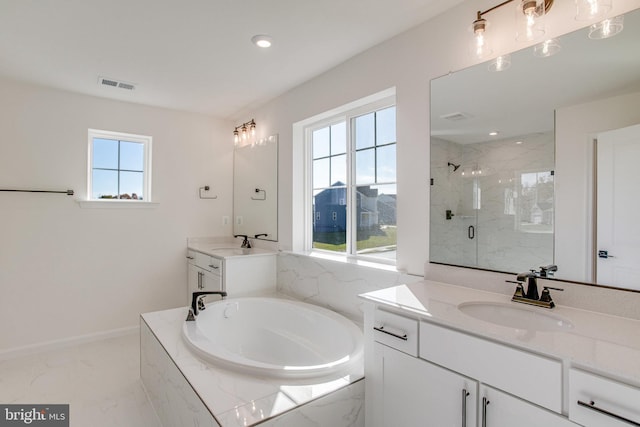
[208,248,250,256]
[458,301,573,332]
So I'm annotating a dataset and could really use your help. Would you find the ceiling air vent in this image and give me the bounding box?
[98,76,136,91]
[440,112,471,121]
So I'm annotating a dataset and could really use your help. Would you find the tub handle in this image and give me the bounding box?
[373,325,408,341]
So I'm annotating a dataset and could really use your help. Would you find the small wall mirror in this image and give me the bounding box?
[430,7,640,290]
[233,135,278,241]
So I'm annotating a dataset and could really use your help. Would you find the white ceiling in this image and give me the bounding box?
[0,0,461,119]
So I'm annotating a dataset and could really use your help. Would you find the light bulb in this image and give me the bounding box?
[241,125,247,140]
[516,0,545,42]
[470,13,493,59]
[250,121,256,137]
[233,129,239,144]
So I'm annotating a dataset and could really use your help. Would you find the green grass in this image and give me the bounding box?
[313,226,397,253]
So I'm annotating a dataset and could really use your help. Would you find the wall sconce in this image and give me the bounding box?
[233,119,256,144]
[470,0,554,59]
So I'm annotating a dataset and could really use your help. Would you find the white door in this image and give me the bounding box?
[596,124,640,290]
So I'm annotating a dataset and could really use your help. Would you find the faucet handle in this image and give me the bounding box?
[505,280,526,298]
[539,286,564,307]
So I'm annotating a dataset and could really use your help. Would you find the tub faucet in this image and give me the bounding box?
[187,291,227,321]
[234,234,252,248]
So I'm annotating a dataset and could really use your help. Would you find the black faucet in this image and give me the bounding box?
[517,270,539,300]
[187,291,227,321]
[234,234,251,248]
[254,233,268,239]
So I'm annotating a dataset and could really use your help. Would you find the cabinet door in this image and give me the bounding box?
[375,342,477,427]
[201,269,222,292]
[479,385,579,427]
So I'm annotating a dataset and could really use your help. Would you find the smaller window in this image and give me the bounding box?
[88,129,152,201]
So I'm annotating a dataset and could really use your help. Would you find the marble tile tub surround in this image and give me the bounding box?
[276,252,421,323]
[425,262,640,321]
[140,305,364,427]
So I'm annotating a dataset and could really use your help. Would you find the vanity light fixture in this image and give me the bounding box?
[233,119,257,145]
[251,35,273,48]
[588,14,624,39]
[470,0,554,59]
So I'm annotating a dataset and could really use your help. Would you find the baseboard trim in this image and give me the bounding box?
[0,325,139,361]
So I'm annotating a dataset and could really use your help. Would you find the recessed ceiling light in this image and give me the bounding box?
[515,140,523,144]
[251,35,273,48]
[489,131,499,136]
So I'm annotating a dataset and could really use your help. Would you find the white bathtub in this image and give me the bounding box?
[182,297,363,378]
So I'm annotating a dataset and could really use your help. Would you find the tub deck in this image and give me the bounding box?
[140,304,364,427]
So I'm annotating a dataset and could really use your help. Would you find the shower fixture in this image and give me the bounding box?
[448,162,461,172]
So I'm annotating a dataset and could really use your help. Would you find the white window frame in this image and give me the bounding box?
[304,95,396,263]
[86,129,153,204]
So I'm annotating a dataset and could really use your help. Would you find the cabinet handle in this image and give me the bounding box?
[577,400,640,426]
[481,397,490,427]
[461,389,470,427]
[373,325,408,341]
[197,271,203,290]
[186,256,195,260]
[208,265,219,269]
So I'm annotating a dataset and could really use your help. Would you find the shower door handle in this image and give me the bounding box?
[468,226,475,240]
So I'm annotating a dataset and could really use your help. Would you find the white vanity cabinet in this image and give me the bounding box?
[186,248,276,303]
[366,307,578,427]
[370,309,478,427]
[187,250,222,301]
[569,369,640,426]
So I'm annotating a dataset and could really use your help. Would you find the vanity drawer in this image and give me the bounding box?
[569,369,640,426]
[419,321,562,413]
[194,251,221,272]
[373,309,418,356]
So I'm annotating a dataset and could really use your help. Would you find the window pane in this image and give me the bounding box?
[312,127,330,159]
[356,184,397,259]
[330,154,346,186]
[312,188,346,253]
[92,169,118,199]
[376,144,396,183]
[93,138,118,169]
[331,122,346,155]
[120,171,144,200]
[376,106,396,146]
[354,113,374,150]
[313,158,330,189]
[120,141,144,171]
[356,148,375,185]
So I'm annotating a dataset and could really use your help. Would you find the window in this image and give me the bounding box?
[517,170,554,233]
[308,102,397,261]
[88,129,152,201]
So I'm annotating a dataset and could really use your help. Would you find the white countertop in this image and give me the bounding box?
[141,299,363,427]
[188,241,277,259]
[359,280,640,386]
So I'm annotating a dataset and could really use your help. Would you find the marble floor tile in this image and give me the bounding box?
[0,332,160,427]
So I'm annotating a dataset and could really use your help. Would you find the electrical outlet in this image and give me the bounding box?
[235,216,243,225]
[222,216,229,225]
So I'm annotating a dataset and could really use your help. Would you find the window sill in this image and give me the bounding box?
[77,200,159,209]
[283,250,401,273]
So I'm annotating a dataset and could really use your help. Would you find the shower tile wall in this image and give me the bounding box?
[431,133,554,273]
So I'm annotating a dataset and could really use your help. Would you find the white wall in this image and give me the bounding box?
[0,78,233,352]
[238,0,639,276]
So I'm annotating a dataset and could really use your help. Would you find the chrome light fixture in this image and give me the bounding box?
[233,119,256,145]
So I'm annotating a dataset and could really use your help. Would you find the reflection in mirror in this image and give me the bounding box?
[233,135,278,241]
[430,7,640,289]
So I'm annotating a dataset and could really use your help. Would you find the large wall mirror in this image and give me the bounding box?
[430,8,640,291]
[233,135,278,241]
